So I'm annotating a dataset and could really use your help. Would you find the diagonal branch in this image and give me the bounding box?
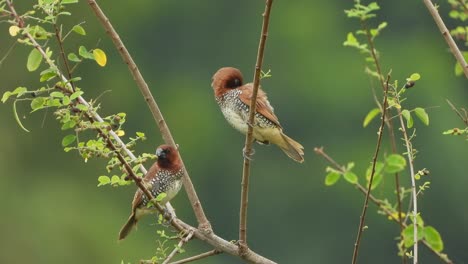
[87,0,211,231]
[239,0,274,255]
[351,74,391,264]
[162,230,195,264]
[423,0,468,78]
[169,249,222,264]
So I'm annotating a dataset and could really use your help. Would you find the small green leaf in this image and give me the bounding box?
[1,92,12,103]
[50,91,64,98]
[72,25,86,35]
[111,175,120,185]
[62,96,71,105]
[402,225,424,248]
[363,108,381,127]
[40,71,57,82]
[61,134,76,147]
[385,154,407,173]
[70,91,84,100]
[68,53,81,62]
[136,132,145,138]
[97,175,111,187]
[61,120,76,130]
[27,48,43,72]
[423,226,444,252]
[30,97,45,111]
[155,192,167,202]
[343,171,358,184]
[78,46,94,59]
[409,73,421,81]
[325,172,341,186]
[401,109,413,128]
[414,108,429,126]
[75,104,88,111]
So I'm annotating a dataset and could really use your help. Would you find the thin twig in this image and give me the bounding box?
[239,0,274,255]
[446,99,468,125]
[314,148,453,264]
[351,74,391,264]
[423,0,468,78]
[162,231,195,264]
[53,23,75,91]
[394,99,419,264]
[169,249,222,264]
[87,0,211,230]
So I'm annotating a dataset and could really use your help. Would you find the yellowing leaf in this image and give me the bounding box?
[9,25,20,36]
[116,130,125,136]
[93,48,107,67]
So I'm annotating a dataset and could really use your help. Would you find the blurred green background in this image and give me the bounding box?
[1,0,466,263]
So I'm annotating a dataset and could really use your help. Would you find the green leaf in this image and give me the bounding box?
[454,52,468,76]
[30,97,45,111]
[78,46,94,59]
[363,108,381,127]
[401,109,413,128]
[1,92,11,103]
[325,172,341,186]
[50,91,64,98]
[414,108,429,126]
[409,73,421,81]
[97,175,111,187]
[136,132,145,138]
[111,175,120,185]
[366,161,384,189]
[61,134,76,147]
[343,171,358,184]
[423,226,444,252]
[72,25,86,35]
[40,71,57,82]
[61,120,76,130]
[27,48,43,72]
[68,53,81,62]
[13,100,30,132]
[385,154,407,173]
[62,96,71,105]
[70,91,84,100]
[402,225,424,248]
[62,0,79,4]
[155,192,167,202]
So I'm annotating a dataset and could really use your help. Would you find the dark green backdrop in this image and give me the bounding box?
[0,1,466,263]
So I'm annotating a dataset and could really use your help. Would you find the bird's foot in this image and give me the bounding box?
[242,147,255,161]
[160,208,175,227]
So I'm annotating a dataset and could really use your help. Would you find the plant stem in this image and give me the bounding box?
[162,231,195,264]
[351,74,390,264]
[239,0,274,255]
[87,0,211,231]
[168,249,221,264]
[423,0,468,78]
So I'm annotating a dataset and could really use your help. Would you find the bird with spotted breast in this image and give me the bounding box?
[211,67,304,163]
[118,144,184,240]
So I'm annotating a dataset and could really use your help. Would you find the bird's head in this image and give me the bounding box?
[156,144,181,169]
[211,67,244,97]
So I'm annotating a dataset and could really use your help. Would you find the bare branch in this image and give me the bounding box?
[351,74,391,264]
[423,0,468,78]
[239,0,274,255]
[87,0,211,230]
[169,249,221,264]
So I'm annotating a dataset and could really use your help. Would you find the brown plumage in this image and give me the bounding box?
[211,67,304,163]
[118,145,184,240]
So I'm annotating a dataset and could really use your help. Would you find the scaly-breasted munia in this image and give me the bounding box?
[118,145,184,240]
[211,67,304,163]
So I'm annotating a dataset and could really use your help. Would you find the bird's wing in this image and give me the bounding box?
[238,83,282,128]
[131,162,160,212]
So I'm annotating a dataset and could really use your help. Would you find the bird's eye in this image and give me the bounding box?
[226,78,241,88]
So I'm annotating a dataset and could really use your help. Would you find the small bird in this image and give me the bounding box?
[211,67,304,163]
[118,144,184,240]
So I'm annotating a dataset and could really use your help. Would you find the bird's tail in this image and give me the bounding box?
[278,132,304,163]
[118,213,137,240]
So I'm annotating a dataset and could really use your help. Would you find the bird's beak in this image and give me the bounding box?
[156,148,165,159]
